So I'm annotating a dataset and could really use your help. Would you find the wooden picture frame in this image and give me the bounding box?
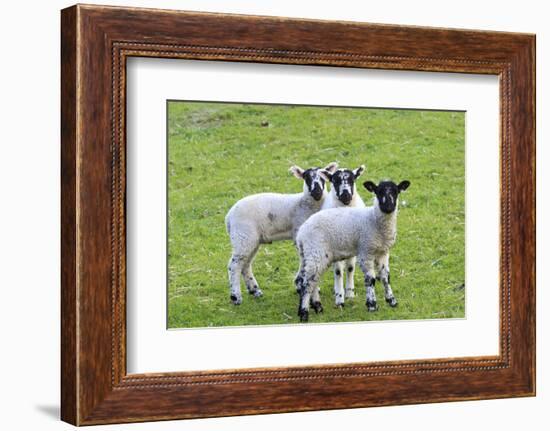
[61,4,535,425]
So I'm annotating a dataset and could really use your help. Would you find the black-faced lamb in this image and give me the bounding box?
[294,179,411,322]
[225,162,338,305]
[320,166,365,307]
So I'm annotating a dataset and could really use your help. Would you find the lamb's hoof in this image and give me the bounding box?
[366,300,378,312]
[248,286,263,297]
[312,301,323,314]
[230,294,242,305]
[345,290,355,299]
[298,308,309,322]
[386,297,398,307]
[336,302,345,309]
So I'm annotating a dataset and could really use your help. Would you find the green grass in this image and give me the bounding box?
[167,101,465,328]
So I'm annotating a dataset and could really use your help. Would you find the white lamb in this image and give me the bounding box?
[225,162,338,305]
[294,179,410,322]
[320,166,366,306]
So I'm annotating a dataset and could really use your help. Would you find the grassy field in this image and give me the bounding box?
[167,101,465,328]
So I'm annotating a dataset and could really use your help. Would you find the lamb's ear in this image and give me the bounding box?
[363,181,377,193]
[323,161,338,173]
[319,169,333,182]
[289,165,305,179]
[397,180,411,192]
[353,165,365,179]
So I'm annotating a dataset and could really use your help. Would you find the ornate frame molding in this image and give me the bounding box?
[61,5,535,425]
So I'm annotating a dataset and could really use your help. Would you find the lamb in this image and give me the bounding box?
[225,162,338,305]
[294,179,411,322]
[320,166,366,307]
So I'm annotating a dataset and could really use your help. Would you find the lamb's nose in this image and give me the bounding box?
[311,186,323,200]
[340,191,352,204]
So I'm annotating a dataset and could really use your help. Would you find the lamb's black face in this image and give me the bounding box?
[364,180,411,214]
[326,166,365,206]
[331,170,355,205]
[302,168,326,201]
[290,162,338,201]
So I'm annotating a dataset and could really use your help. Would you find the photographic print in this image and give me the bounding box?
[167,101,465,328]
[60,6,536,423]
[61,6,536,423]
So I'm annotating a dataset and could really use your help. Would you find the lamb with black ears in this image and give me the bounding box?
[319,165,366,307]
[294,179,411,322]
[225,162,338,305]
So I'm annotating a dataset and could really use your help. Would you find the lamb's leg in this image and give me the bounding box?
[242,246,262,297]
[295,245,329,322]
[344,256,357,299]
[228,254,246,304]
[228,231,259,305]
[297,274,321,322]
[358,255,377,312]
[377,254,397,307]
[333,260,345,307]
[295,268,312,322]
[310,285,323,314]
[294,241,305,294]
[296,263,324,322]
